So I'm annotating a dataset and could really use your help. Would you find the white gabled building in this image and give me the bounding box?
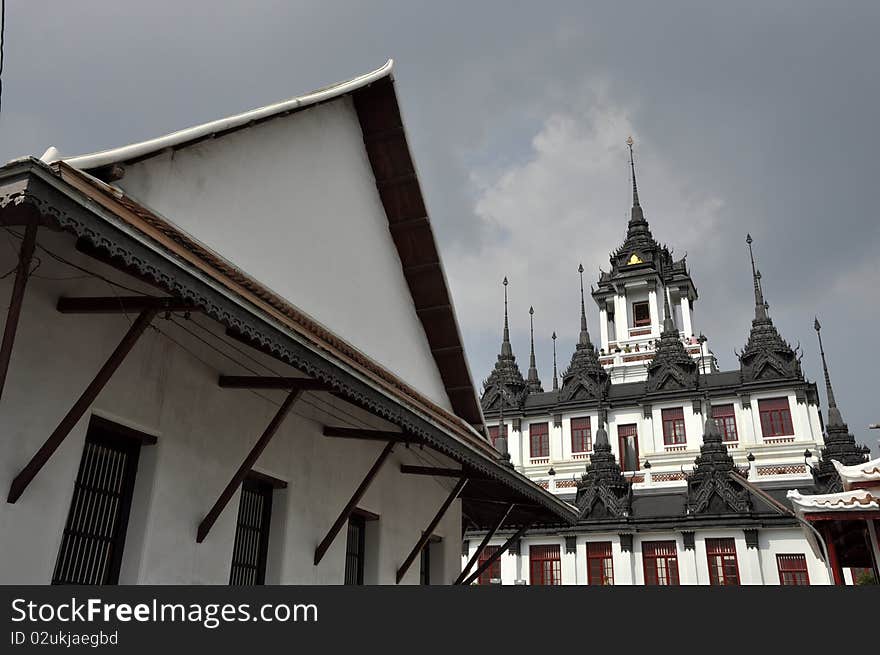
[465,139,871,585]
[0,61,576,585]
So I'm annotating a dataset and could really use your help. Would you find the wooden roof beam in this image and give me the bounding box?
[218,375,332,391]
[57,296,197,314]
[323,426,413,443]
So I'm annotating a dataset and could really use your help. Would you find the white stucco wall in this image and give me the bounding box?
[115,96,452,412]
[0,232,461,584]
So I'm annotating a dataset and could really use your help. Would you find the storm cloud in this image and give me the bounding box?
[1,1,877,452]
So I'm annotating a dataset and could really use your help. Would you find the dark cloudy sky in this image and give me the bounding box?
[2,1,877,453]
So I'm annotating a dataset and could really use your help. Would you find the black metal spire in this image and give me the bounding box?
[552,331,559,391]
[746,234,768,321]
[578,263,591,346]
[810,317,870,493]
[501,276,512,356]
[481,277,526,411]
[737,235,802,383]
[559,264,608,401]
[814,317,842,427]
[627,135,640,209]
[526,306,543,393]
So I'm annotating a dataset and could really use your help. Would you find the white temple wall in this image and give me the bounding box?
[116,96,453,413]
[0,233,462,584]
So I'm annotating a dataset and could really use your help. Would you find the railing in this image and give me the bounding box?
[757,464,807,476]
[572,452,591,460]
[664,444,687,452]
[763,436,796,444]
[530,457,549,465]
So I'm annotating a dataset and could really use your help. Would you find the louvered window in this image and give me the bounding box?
[229,477,274,585]
[52,420,142,585]
[345,515,366,585]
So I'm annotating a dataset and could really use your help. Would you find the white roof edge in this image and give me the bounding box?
[832,456,880,490]
[59,59,394,170]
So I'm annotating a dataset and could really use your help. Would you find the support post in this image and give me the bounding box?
[0,221,37,403]
[313,441,395,565]
[454,502,514,584]
[396,477,468,583]
[461,521,533,586]
[823,524,844,585]
[7,308,156,503]
[197,389,301,542]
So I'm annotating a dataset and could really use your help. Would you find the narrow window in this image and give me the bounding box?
[420,544,431,585]
[643,541,680,585]
[706,538,740,586]
[420,536,441,585]
[488,423,507,450]
[529,545,561,585]
[777,554,810,586]
[529,422,549,459]
[618,423,639,471]
[229,476,274,585]
[478,545,501,585]
[52,417,146,585]
[758,397,794,438]
[661,408,687,446]
[345,515,366,585]
[587,542,614,586]
[571,417,591,453]
[633,301,651,327]
[712,404,738,442]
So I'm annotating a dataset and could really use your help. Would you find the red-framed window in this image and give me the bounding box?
[529,422,549,459]
[633,301,651,327]
[529,545,561,585]
[618,423,639,471]
[712,404,738,442]
[758,397,794,438]
[643,541,680,585]
[571,417,592,453]
[777,554,810,586]
[478,546,501,585]
[661,408,687,445]
[587,542,614,586]
[488,424,507,449]
[706,538,740,586]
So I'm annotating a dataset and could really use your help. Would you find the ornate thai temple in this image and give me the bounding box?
[464,138,873,585]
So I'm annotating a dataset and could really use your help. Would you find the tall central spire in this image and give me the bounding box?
[627,135,640,209]
[745,234,768,321]
[578,263,591,346]
[526,306,543,392]
[501,276,512,356]
[814,317,842,427]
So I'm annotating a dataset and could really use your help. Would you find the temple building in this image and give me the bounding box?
[465,139,871,585]
[0,61,576,585]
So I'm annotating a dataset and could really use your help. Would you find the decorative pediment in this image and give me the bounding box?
[627,253,644,265]
[575,425,632,520]
[686,404,752,515]
[646,325,698,394]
